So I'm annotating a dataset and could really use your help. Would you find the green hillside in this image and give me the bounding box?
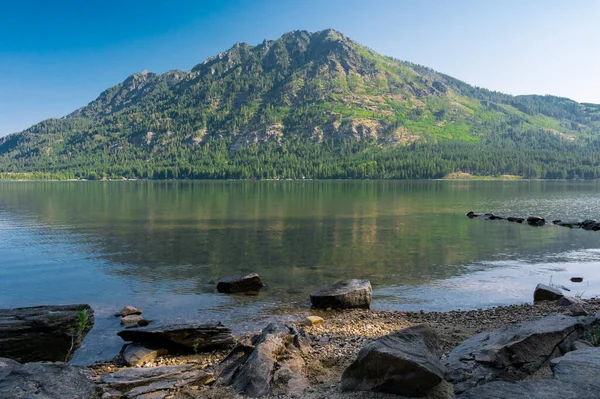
[1,29,600,180]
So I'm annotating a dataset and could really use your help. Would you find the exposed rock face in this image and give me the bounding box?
[0,362,100,399]
[341,324,446,396]
[118,322,234,353]
[216,323,309,397]
[217,273,264,293]
[533,283,564,302]
[0,304,94,363]
[310,279,372,309]
[445,313,600,394]
[460,347,600,398]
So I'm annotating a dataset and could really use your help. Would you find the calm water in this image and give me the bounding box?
[1,180,600,364]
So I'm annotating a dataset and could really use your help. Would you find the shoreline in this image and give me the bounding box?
[88,297,600,398]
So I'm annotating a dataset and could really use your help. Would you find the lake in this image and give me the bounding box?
[1,180,600,364]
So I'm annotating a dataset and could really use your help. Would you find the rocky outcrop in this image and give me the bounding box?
[216,323,309,397]
[533,283,564,302]
[460,347,600,398]
[445,313,600,394]
[217,273,264,293]
[0,304,94,363]
[310,279,372,309]
[341,324,446,396]
[118,322,234,353]
[0,361,101,399]
[98,364,213,398]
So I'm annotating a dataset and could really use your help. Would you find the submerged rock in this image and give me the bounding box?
[0,362,100,399]
[0,304,94,363]
[341,324,446,396]
[533,283,564,302]
[217,273,264,294]
[117,322,234,353]
[310,279,372,309]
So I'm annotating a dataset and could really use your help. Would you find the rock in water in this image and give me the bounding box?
[310,279,372,309]
[115,305,142,317]
[527,216,546,226]
[533,283,564,302]
[341,324,446,396]
[117,322,234,353]
[0,362,100,399]
[217,273,264,293]
[121,314,144,327]
[0,304,94,363]
[445,313,600,394]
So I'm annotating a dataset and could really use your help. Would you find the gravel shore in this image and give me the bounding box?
[90,297,600,398]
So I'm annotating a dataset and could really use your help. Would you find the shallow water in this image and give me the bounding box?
[0,180,599,364]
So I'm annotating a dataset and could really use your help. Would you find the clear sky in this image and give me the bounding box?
[1,0,599,136]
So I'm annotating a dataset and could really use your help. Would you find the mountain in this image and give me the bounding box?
[2,29,600,180]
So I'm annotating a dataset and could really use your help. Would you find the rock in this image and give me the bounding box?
[0,304,94,363]
[556,296,585,306]
[303,316,324,326]
[581,220,600,231]
[550,347,600,386]
[527,216,546,226]
[569,303,588,316]
[341,324,446,396]
[457,379,599,399]
[217,273,263,293]
[553,220,581,228]
[115,306,143,317]
[121,315,145,327]
[100,364,195,388]
[533,283,564,302]
[310,279,372,309]
[466,211,478,218]
[570,340,593,351]
[507,216,525,223]
[123,344,166,367]
[445,313,600,394]
[118,322,234,353]
[570,277,584,283]
[0,358,20,380]
[0,362,100,399]
[216,323,309,397]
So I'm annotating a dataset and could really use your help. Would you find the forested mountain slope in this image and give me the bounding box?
[2,29,600,180]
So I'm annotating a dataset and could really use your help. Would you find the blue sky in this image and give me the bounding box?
[1,0,599,136]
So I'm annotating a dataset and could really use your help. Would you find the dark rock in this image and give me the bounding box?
[310,279,372,309]
[457,379,599,399]
[115,305,142,317]
[341,324,446,396]
[506,216,524,223]
[445,313,600,394]
[0,362,100,399]
[216,323,309,397]
[0,304,94,363]
[466,211,478,218]
[217,273,264,294]
[570,277,584,283]
[123,344,166,367]
[527,216,546,226]
[553,220,581,228]
[533,283,564,302]
[556,296,584,307]
[581,220,600,231]
[100,364,195,389]
[118,322,234,353]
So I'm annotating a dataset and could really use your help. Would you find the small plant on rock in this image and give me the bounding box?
[65,309,90,363]
[193,342,200,354]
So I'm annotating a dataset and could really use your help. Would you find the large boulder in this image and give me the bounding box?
[310,279,372,309]
[217,273,264,293]
[341,324,446,396]
[0,362,101,399]
[550,347,600,385]
[118,322,234,353]
[0,304,94,363]
[216,323,309,397]
[533,283,563,302]
[445,313,600,394]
